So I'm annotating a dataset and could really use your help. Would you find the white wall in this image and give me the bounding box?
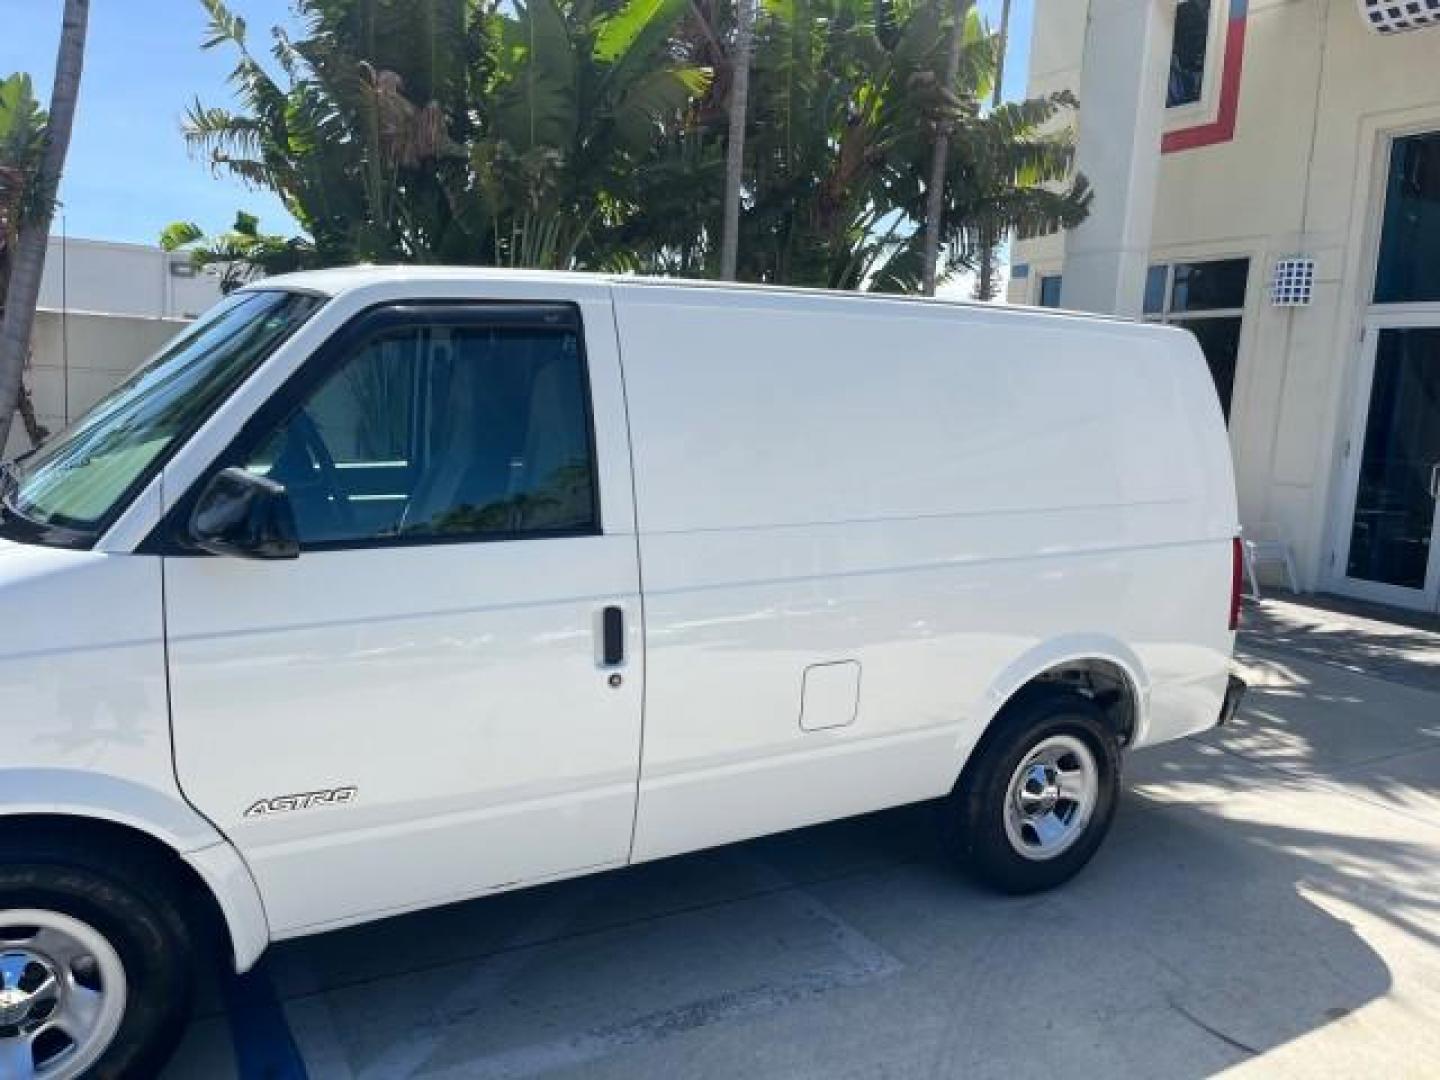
[38,236,221,320]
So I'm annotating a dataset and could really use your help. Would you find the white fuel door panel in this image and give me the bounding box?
[799,662,861,732]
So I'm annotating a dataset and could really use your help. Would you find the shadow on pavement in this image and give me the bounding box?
[1212,649,1440,816]
[230,780,1395,1080]
[1241,597,1440,694]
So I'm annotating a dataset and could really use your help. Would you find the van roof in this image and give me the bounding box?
[245,264,1138,327]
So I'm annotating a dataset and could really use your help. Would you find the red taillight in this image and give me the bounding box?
[1229,537,1244,631]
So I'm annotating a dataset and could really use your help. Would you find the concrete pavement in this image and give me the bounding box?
[163,598,1440,1079]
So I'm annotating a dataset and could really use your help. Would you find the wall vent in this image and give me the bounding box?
[1357,0,1440,34]
[1270,257,1315,308]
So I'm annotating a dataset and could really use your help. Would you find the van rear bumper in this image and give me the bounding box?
[1215,674,1247,728]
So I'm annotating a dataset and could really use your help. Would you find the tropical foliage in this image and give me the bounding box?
[0,72,55,446]
[0,0,88,455]
[173,0,708,281]
[0,74,48,241]
[160,212,315,292]
[172,0,1090,293]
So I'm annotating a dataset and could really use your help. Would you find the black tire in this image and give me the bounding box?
[941,688,1121,894]
[0,836,196,1079]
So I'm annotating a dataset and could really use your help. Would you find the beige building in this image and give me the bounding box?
[1010,0,1440,615]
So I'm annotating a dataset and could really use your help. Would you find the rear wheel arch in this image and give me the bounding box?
[976,641,1148,755]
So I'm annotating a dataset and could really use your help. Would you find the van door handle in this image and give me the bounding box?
[601,606,625,667]
[1431,462,1440,501]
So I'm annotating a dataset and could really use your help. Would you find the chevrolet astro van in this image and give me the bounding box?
[0,269,1245,1078]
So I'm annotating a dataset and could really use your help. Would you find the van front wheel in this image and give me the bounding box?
[942,691,1121,894]
[0,849,195,1080]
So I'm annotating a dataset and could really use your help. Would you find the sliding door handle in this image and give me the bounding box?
[1430,462,1440,501]
[601,606,625,667]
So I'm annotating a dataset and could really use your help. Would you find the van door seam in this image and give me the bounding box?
[161,537,275,936]
[608,286,649,865]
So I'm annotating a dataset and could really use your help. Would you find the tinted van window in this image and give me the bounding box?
[248,323,596,546]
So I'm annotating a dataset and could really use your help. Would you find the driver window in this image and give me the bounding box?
[246,320,598,547]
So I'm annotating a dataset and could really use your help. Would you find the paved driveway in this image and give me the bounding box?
[164,599,1440,1079]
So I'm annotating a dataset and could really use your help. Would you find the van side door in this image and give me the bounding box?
[161,301,643,934]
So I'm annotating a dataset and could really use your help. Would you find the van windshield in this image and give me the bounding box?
[1,289,324,546]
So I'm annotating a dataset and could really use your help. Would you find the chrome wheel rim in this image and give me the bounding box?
[0,910,128,1080]
[1002,734,1099,862]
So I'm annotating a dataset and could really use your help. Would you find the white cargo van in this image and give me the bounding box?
[0,268,1243,1077]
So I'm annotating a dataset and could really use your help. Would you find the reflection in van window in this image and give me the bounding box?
[249,325,597,546]
[3,289,323,539]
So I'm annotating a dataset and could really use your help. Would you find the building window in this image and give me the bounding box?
[1171,259,1250,312]
[1144,266,1169,315]
[1038,275,1063,308]
[1145,258,1250,422]
[1374,131,1440,305]
[1167,0,1211,108]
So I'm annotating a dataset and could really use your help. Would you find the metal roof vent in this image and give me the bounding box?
[1358,0,1440,34]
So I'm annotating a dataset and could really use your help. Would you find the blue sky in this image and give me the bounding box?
[1,0,1034,247]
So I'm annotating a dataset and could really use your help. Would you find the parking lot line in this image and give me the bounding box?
[221,964,308,1080]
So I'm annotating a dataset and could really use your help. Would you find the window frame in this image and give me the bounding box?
[1163,0,1227,127]
[1143,259,1250,323]
[1372,129,1440,307]
[1143,258,1252,423]
[146,300,603,556]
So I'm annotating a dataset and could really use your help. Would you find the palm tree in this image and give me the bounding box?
[0,73,51,447]
[973,0,1013,302]
[171,0,1086,295]
[0,0,89,456]
[725,0,1086,293]
[920,0,969,296]
[160,212,316,293]
[0,75,47,239]
[931,90,1091,286]
[733,0,962,289]
[182,0,480,267]
[471,0,708,268]
[718,0,755,279]
[177,0,707,275]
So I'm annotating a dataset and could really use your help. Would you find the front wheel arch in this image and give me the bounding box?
[0,814,240,970]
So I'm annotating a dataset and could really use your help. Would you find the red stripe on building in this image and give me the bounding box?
[1162,14,1248,154]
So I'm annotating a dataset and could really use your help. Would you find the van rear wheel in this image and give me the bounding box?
[0,845,195,1080]
[942,690,1120,894]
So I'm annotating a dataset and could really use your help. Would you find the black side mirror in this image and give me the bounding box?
[189,467,300,560]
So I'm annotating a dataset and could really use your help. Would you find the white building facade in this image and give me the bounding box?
[1010,0,1440,615]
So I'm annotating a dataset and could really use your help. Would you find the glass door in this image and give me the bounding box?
[1336,317,1440,609]
[1332,130,1440,610]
